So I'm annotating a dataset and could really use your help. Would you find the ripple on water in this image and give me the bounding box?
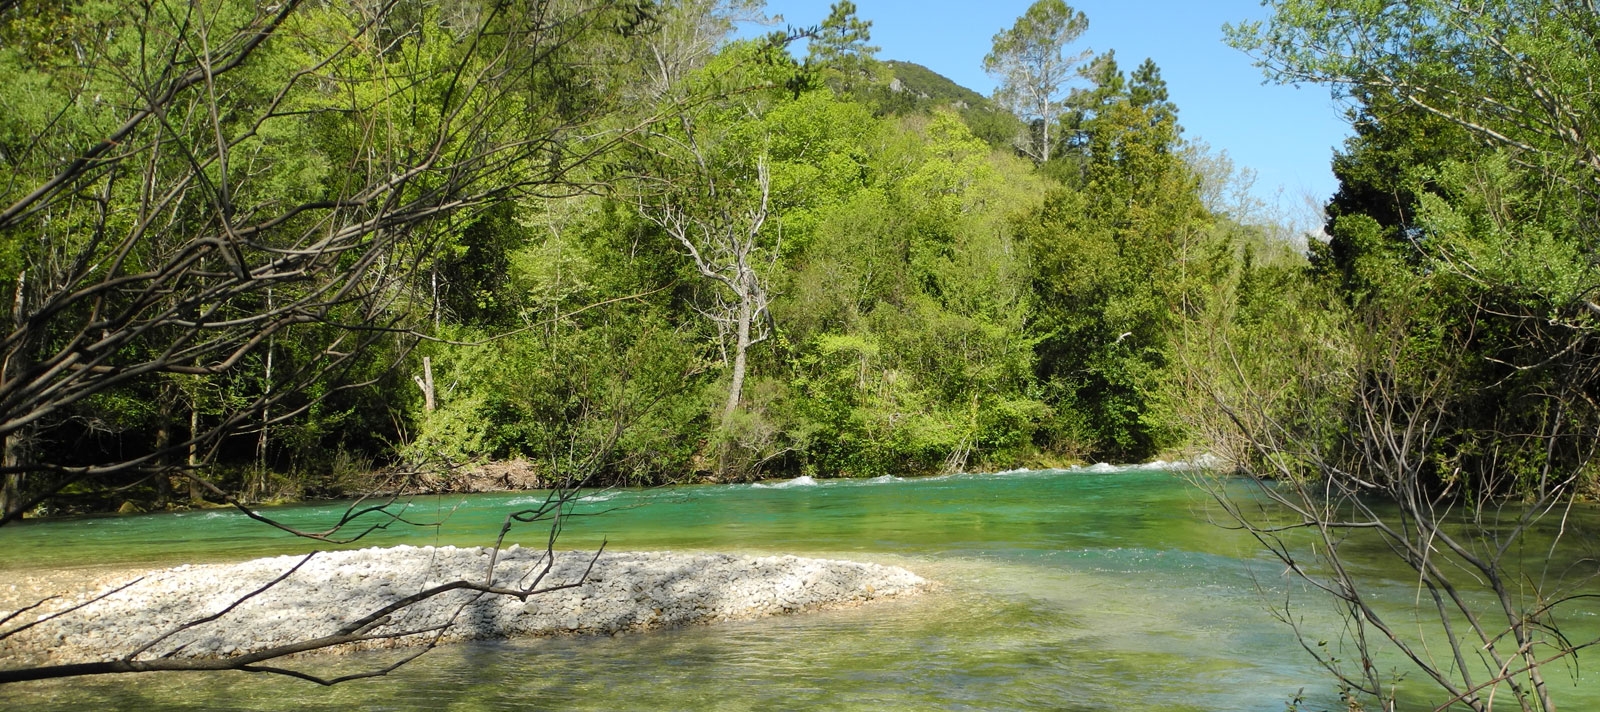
[750,475,818,489]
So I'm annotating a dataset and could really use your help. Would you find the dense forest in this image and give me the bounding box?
[2,0,1597,523]
[0,0,1265,514]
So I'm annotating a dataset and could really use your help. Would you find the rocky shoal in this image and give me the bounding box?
[0,546,926,665]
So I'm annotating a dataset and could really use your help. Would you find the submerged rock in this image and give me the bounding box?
[0,547,925,664]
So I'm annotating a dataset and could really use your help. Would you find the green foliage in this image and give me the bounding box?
[881,61,988,107]
[2,0,1287,510]
[437,203,533,329]
[1021,57,1209,461]
[411,86,1065,481]
[1212,9,1600,705]
[1161,226,1352,477]
[1232,0,1600,499]
[772,110,1048,475]
[0,0,668,513]
[411,318,706,483]
[864,61,1023,151]
[1228,0,1600,195]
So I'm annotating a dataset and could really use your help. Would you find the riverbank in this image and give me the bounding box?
[0,546,927,666]
[23,455,1228,521]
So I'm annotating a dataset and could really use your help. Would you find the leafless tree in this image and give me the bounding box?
[1177,298,1600,711]
[623,10,812,444]
[636,0,769,98]
[637,137,774,430]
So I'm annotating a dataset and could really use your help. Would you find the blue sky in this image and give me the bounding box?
[750,0,1352,213]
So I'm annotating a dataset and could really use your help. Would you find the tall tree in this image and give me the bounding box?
[632,42,804,442]
[1128,58,1176,120]
[806,1,880,94]
[639,146,775,432]
[1021,56,1207,461]
[982,0,1090,163]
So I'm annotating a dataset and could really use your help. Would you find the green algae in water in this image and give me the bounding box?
[3,468,1597,711]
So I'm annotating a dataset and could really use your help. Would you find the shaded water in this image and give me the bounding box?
[2,467,1596,710]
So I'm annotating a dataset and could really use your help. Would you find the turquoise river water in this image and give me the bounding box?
[1,466,1596,710]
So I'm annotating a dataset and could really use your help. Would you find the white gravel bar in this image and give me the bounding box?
[1,546,926,664]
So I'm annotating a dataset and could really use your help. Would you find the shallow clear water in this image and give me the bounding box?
[2,467,1596,710]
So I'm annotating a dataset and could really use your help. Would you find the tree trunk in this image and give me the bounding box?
[188,406,201,503]
[1041,108,1051,163]
[154,387,174,508]
[257,288,274,473]
[1,433,21,519]
[1,270,25,519]
[722,298,752,428]
[413,356,436,412]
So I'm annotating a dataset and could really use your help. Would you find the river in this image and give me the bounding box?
[2,466,1596,710]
